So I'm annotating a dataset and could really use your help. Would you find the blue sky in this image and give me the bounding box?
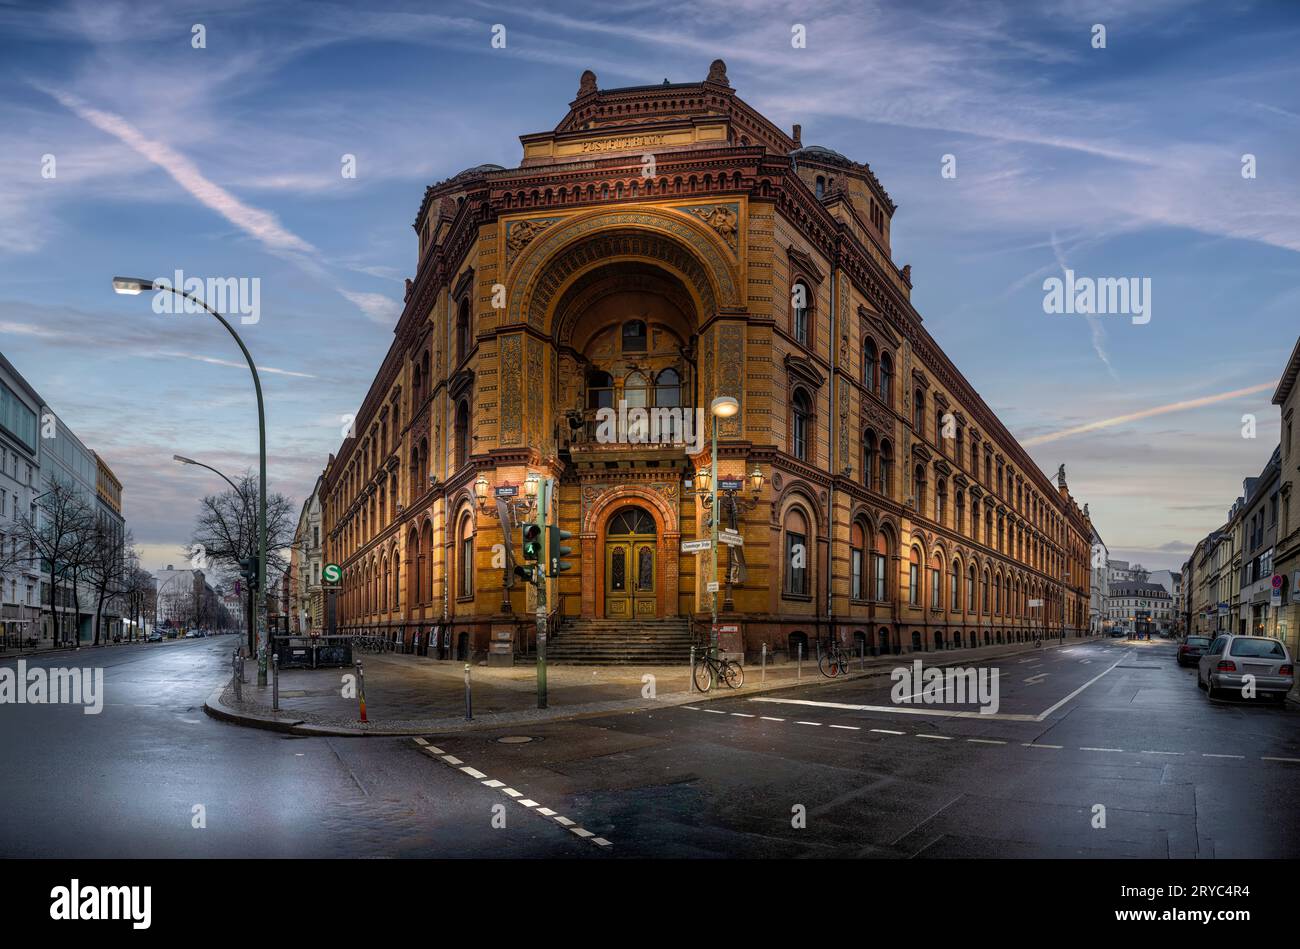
[0,0,1297,572]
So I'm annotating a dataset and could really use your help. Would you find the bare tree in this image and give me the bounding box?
[16,479,96,649]
[189,471,295,654]
[86,525,132,645]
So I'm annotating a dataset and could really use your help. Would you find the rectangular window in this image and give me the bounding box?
[851,549,863,600]
[460,536,473,597]
[930,568,940,609]
[873,554,886,601]
[909,562,920,606]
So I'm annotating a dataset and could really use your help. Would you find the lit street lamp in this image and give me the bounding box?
[706,396,739,662]
[114,277,269,684]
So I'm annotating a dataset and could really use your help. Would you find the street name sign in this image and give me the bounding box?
[681,539,713,553]
[719,530,743,547]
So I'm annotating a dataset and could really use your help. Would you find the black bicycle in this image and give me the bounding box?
[819,639,851,678]
[693,649,745,691]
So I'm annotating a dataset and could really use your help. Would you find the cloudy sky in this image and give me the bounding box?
[0,0,1297,572]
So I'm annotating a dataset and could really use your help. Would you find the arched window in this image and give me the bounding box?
[783,507,810,596]
[587,370,614,410]
[791,281,810,346]
[912,463,926,515]
[456,300,471,364]
[950,559,961,611]
[982,569,990,612]
[985,508,993,547]
[879,439,893,494]
[850,521,866,600]
[879,353,893,405]
[967,564,976,611]
[872,531,890,601]
[458,513,474,598]
[929,554,942,610]
[994,574,1002,614]
[454,401,470,471]
[815,175,825,199]
[863,338,878,392]
[624,371,649,410]
[621,319,647,352]
[913,389,925,434]
[863,430,877,492]
[654,368,681,407]
[421,520,434,604]
[908,547,921,606]
[791,389,812,461]
[935,408,946,449]
[955,489,965,534]
[936,477,947,525]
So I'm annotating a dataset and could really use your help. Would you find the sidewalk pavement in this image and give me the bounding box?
[0,638,155,661]
[205,635,1105,737]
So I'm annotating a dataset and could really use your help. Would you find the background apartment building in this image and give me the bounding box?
[0,354,43,647]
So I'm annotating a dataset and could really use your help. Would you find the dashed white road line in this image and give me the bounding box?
[1080,747,1124,753]
[760,716,786,722]
[1202,753,1244,759]
[917,734,953,740]
[796,720,822,726]
[1022,743,1063,749]
[967,738,1006,745]
[413,740,611,850]
[1262,756,1300,763]
[829,724,860,730]
[1141,750,1183,756]
[871,728,905,735]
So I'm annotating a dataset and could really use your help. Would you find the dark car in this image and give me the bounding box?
[1177,635,1211,666]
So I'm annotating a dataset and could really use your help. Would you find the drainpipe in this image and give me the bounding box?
[827,264,838,637]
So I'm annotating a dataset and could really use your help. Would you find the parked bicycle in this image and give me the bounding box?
[818,639,851,678]
[693,648,745,691]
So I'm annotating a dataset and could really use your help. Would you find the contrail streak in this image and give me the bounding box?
[1022,382,1278,446]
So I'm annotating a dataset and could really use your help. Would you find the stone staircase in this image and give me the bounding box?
[544,617,695,665]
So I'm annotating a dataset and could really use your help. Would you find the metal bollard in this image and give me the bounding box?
[232,651,242,702]
[761,643,767,684]
[689,645,697,693]
[464,663,473,720]
[797,642,803,680]
[355,660,367,723]
[272,653,280,711]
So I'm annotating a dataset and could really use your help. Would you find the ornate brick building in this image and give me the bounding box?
[320,60,1095,662]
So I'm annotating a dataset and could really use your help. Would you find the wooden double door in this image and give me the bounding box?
[604,506,657,619]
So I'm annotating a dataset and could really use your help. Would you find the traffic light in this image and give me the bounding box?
[547,525,573,578]
[521,523,543,562]
[239,556,258,590]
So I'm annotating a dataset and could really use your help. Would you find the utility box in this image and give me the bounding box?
[487,625,515,667]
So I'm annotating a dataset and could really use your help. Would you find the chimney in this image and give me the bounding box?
[792,124,802,147]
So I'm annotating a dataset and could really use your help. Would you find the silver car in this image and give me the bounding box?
[1198,634,1294,703]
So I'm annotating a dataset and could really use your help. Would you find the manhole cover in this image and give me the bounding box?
[496,735,536,744]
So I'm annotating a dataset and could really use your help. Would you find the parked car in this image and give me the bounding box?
[147,630,163,642]
[1177,635,1212,666]
[1109,628,1127,638]
[1197,635,1294,702]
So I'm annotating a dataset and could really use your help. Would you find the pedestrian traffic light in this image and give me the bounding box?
[547,525,573,578]
[521,523,543,562]
[239,556,258,589]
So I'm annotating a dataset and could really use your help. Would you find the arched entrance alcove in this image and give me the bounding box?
[582,485,680,619]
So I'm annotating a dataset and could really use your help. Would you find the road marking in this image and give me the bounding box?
[1261,756,1300,763]
[796,720,822,726]
[1024,674,1048,684]
[1141,750,1183,756]
[829,724,860,730]
[917,734,952,740]
[871,728,905,735]
[750,697,1039,722]
[729,712,755,718]
[410,739,610,849]
[1033,657,1124,721]
[760,716,786,722]
[702,709,726,714]
[682,706,701,711]
[1080,747,1124,753]
[1022,743,1062,749]
[1201,754,1244,759]
[967,738,1006,745]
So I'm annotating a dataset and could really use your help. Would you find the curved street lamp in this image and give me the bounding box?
[115,277,269,683]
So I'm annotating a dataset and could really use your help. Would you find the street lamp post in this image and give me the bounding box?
[114,277,269,684]
[706,397,739,662]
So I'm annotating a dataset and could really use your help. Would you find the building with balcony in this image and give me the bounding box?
[319,62,1096,662]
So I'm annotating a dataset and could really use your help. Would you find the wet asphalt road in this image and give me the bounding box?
[2,635,1297,858]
